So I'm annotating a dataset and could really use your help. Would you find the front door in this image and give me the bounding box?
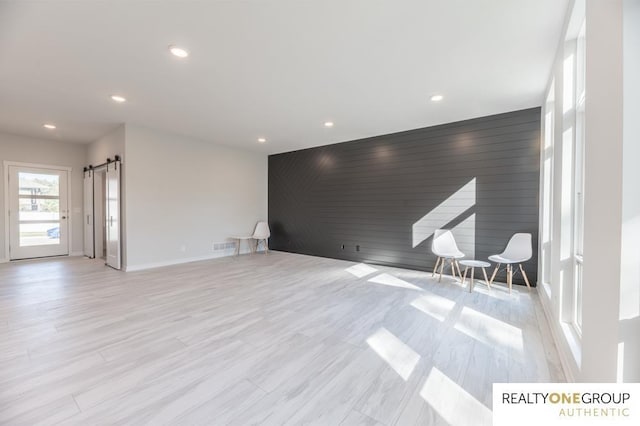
[8,165,70,260]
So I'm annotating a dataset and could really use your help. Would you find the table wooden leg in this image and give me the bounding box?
[482,267,491,290]
[469,267,475,292]
[490,263,500,284]
[235,239,240,256]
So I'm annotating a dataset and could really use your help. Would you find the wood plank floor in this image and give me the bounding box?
[0,252,564,425]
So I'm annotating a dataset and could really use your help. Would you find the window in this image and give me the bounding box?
[541,80,555,292]
[573,20,586,332]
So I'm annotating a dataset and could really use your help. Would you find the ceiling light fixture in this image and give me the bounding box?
[257,138,266,143]
[324,121,334,128]
[430,94,444,102]
[43,123,56,129]
[169,45,189,58]
[111,95,126,103]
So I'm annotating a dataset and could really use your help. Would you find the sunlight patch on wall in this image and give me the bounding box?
[366,327,421,381]
[412,178,476,249]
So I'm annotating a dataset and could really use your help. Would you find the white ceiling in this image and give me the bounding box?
[0,0,568,154]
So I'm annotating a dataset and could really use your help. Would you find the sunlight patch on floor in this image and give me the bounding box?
[366,327,420,380]
[420,367,492,426]
[345,263,378,278]
[454,306,524,356]
[410,293,456,322]
[368,273,422,290]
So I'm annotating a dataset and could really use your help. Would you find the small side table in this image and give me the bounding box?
[459,260,491,293]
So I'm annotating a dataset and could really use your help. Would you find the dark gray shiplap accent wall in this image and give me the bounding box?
[268,108,540,285]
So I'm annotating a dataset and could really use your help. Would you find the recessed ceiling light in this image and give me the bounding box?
[169,45,189,58]
[43,123,56,129]
[430,94,444,102]
[324,121,334,128]
[257,138,266,143]
[110,95,126,103]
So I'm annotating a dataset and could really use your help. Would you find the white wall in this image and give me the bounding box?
[124,125,267,271]
[581,0,624,382]
[88,124,124,165]
[0,132,87,260]
[619,0,640,383]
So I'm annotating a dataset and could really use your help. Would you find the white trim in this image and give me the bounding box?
[0,258,8,264]
[124,251,241,272]
[3,161,74,260]
[537,287,579,381]
[70,251,85,257]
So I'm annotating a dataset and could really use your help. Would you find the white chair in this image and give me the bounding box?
[488,233,532,293]
[431,229,465,283]
[252,221,271,254]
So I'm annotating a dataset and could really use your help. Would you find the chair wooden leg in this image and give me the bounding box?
[439,258,445,282]
[489,263,500,284]
[432,257,441,277]
[265,239,269,254]
[450,259,457,279]
[482,267,491,290]
[508,264,513,294]
[462,266,468,285]
[520,264,531,289]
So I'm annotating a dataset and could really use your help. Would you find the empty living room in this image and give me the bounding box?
[0,0,638,425]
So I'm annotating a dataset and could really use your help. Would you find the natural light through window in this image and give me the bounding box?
[410,293,456,322]
[345,263,378,278]
[412,178,476,248]
[454,307,524,357]
[420,367,492,425]
[368,273,422,290]
[366,328,420,381]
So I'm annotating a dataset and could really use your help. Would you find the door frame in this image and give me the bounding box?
[3,161,73,260]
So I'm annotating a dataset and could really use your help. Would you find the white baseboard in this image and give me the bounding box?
[537,287,580,382]
[0,258,8,264]
[125,250,238,272]
[70,251,85,257]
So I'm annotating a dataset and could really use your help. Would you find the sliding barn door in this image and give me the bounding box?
[83,169,95,258]
[105,161,121,270]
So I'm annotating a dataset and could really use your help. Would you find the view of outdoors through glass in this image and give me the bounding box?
[18,172,61,247]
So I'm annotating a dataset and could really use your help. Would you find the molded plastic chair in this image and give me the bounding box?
[488,233,532,293]
[252,221,271,254]
[431,229,465,283]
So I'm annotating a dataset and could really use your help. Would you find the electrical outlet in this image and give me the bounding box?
[356,245,360,252]
[341,244,345,250]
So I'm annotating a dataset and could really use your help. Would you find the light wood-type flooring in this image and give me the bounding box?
[0,252,564,425]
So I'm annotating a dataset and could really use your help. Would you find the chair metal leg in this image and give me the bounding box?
[489,263,500,284]
[520,264,531,289]
[432,257,441,277]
